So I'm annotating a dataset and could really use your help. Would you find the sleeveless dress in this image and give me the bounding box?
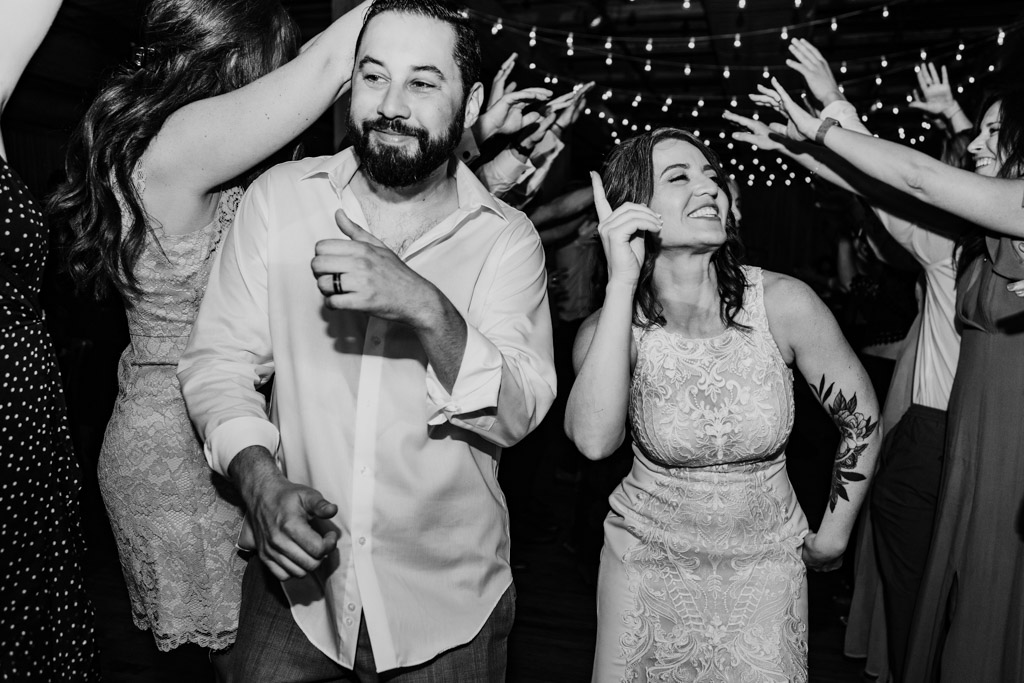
[904,237,1024,682]
[0,155,100,679]
[97,166,247,651]
[593,267,810,683]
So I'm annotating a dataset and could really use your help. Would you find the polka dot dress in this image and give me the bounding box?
[0,155,100,680]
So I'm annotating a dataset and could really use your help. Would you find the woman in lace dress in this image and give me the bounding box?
[566,128,882,682]
[48,0,371,673]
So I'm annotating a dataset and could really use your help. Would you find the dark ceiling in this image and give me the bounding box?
[8,0,1024,169]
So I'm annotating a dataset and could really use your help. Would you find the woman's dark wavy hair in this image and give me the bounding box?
[955,38,1024,277]
[600,127,748,330]
[49,0,299,300]
[356,0,480,98]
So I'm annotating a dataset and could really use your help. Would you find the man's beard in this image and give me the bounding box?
[349,104,465,188]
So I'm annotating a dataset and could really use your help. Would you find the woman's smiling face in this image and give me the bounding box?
[969,101,1004,178]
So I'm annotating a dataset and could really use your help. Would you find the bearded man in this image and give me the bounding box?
[178,2,555,680]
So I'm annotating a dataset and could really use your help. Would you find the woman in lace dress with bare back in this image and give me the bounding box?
[565,128,882,682]
[49,0,371,673]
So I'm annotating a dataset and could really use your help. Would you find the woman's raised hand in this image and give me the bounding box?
[722,110,789,152]
[750,78,823,143]
[591,171,662,287]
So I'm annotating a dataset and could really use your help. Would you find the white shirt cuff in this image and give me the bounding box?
[821,100,864,132]
[204,416,281,477]
[425,324,502,430]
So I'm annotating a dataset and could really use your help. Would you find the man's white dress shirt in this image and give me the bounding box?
[178,148,556,670]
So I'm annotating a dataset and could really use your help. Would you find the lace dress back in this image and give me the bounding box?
[97,165,246,651]
[593,266,810,682]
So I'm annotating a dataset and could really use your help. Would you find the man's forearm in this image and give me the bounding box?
[415,290,468,393]
[229,445,284,506]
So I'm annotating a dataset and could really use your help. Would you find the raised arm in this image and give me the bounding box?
[765,76,1024,237]
[0,0,62,156]
[765,273,882,570]
[564,173,662,459]
[145,1,371,196]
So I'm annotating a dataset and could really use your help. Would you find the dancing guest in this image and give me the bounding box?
[725,43,970,680]
[0,0,100,678]
[49,0,371,672]
[178,1,554,679]
[750,65,1024,682]
[565,127,881,681]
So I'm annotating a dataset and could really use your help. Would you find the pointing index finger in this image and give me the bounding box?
[590,171,613,221]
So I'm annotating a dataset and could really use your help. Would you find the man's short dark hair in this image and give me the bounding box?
[356,0,481,98]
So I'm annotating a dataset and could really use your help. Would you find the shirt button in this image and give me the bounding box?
[348,603,356,612]
[344,617,354,626]
[360,466,368,475]
[371,336,382,345]
[358,536,366,545]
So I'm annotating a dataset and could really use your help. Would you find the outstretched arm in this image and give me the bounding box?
[0,0,62,156]
[763,76,1024,238]
[764,273,882,571]
[145,1,371,196]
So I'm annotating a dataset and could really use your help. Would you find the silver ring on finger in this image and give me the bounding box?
[332,273,344,295]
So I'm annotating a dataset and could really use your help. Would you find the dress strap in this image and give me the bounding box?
[738,266,769,332]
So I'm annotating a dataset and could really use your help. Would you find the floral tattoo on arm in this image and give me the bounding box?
[810,375,878,512]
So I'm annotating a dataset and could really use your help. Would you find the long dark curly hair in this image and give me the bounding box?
[49,0,299,301]
[600,127,748,330]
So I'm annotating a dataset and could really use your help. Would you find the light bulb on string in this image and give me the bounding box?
[989,64,996,72]
[645,124,652,131]
[794,0,801,7]
[882,5,889,18]
[881,56,888,68]
[646,38,653,52]
[566,32,574,56]
[838,84,845,94]
[920,49,927,61]
[968,76,976,84]
[602,89,612,101]
[684,63,692,76]
[892,106,899,115]
[723,66,731,78]
[875,75,882,86]
[551,76,558,84]
[763,66,770,79]
[528,61,536,70]
[999,28,1006,46]
[605,53,613,66]
[840,61,848,74]
[738,0,746,8]
[662,96,672,113]
[622,118,629,126]
[491,19,502,35]
[830,18,837,31]
[604,36,612,50]
[698,97,705,108]
[688,36,696,49]
[645,59,652,72]
[730,96,738,107]
[955,53,963,62]
[957,85,964,93]
[528,27,536,47]
[691,108,698,117]
[632,94,642,107]
[632,125,639,132]
[734,33,742,48]
[683,0,691,8]
[781,26,789,40]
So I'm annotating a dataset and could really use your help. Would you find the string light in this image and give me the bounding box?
[998,28,1006,45]
[830,17,838,31]
[875,75,882,85]
[763,66,770,78]
[723,66,731,78]
[602,89,612,101]
[683,0,691,8]
[684,63,692,76]
[840,61,848,74]
[794,0,801,7]
[781,26,789,40]
[882,5,889,18]
[528,27,536,47]
[730,96,738,107]
[606,53,613,66]
[734,33,742,48]
[880,55,888,68]
[688,36,696,49]
[738,0,746,8]
[491,18,502,35]
[566,32,574,56]
[920,49,928,60]
[645,59,652,72]
[646,38,653,52]
[632,94,642,107]
[604,36,612,50]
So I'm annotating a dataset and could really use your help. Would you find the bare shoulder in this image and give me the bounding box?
[761,270,836,364]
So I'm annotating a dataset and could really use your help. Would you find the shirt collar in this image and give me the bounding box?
[299,147,507,222]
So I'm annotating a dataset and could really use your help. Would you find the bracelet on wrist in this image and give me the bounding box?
[814,117,842,145]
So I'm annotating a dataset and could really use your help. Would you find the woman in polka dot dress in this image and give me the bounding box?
[0,0,101,679]
[47,0,371,674]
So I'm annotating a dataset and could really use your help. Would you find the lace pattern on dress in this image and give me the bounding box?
[618,267,808,682]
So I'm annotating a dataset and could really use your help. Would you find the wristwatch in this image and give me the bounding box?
[815,117,842,145]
